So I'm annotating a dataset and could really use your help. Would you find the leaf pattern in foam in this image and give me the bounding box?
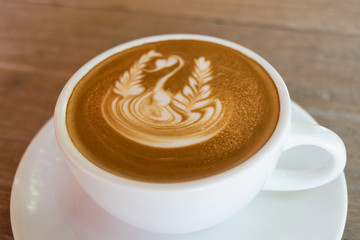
[113,50,161,97]
[173,57,214,113]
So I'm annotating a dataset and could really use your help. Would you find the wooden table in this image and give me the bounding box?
[1,0,359,239]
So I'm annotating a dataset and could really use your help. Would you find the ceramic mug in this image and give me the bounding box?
[54,34,346,234]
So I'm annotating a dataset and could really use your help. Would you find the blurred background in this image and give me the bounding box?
[1,0,359,239]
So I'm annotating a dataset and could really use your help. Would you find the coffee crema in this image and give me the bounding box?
[66,39,280,182]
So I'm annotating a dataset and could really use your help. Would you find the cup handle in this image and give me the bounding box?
[263,122,346,191]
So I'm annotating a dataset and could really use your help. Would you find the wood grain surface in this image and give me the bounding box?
[1,0,359,239]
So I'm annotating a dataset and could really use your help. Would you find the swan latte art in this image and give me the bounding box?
[66,39,280,182]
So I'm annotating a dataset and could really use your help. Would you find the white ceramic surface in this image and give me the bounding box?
[11,102,348,240]
[53,34,346,233]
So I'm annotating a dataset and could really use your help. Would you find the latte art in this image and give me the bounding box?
[66,39,280,182]
[102,50,226,147]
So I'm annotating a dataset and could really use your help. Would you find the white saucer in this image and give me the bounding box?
[10,102,347,240]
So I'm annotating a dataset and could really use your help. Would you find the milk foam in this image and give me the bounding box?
[101,50,226,147]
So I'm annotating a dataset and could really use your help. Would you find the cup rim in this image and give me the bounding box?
[54,34,291,191]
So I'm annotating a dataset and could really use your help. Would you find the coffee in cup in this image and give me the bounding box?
[55,34,345,234]
[66,39,280,183]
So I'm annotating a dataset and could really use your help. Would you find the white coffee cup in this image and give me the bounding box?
[54,34,346,234]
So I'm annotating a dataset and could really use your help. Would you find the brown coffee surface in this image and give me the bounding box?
[66,39,280,182]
